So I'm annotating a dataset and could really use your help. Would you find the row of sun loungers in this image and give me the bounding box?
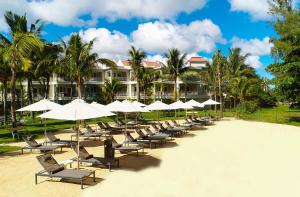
[30,118,215,189]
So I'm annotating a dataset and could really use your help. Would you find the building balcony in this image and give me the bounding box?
[88,77,103,82]
[114,76,128,81]
[115,92,128,99]
[180,91,199,97]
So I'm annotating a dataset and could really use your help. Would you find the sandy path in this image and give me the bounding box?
[1,119,300,197]
[83,119,300,197]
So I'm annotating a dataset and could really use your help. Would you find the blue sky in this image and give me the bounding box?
[0,0,278,78]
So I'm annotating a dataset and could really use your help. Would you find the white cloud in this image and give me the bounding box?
[146,55,167,64]
[132,20,225,54]
[67,19,225,60]
[245,56,262,69]
[0,0,207,31]
[231,36,273,56]
[231,36,273,68]
[78,28,131,60]
[228,0,270,20]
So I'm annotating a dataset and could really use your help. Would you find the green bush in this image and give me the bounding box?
[239,100,259,113]
[258,92,277,107]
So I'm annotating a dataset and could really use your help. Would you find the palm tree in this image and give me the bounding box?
[202,61,217,104]
[60,33,115,98]
[128,46,146,101]
[101,78,122,102]
[164,48,188,101]
[0,46,11,125]
[211,50,227,114]
[34,43,62,98]
[3,11,44,107]
[180,71,201,102]
[227,48,257,108]
[140,68,160,103]
[0,11,43,127]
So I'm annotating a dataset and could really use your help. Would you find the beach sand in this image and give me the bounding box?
[1,119,300,197]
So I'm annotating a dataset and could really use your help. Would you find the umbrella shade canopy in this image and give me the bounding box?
[17,99,62,112]
[39,99,115,120]
[169,100,194,110]
[132,100,146,107]
[106,100,147,113]
[202,99,220,105]
[105,100,123,112]
[144,101,171,111]
[185,99,204,108]
[90,102,107,110]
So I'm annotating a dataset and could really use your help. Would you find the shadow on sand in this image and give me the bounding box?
[118,154,161,172]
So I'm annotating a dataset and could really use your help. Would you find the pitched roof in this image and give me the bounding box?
[143,61,161,68]
[188,57,207,63]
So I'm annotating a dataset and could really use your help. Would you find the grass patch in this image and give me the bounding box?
[0,146,20,154]
[239,105,300,126]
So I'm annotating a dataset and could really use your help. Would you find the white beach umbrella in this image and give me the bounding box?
[132,100,146,107]
[105,100,123,112]
[40,99,115,120]
[90,102,107,111]
[39,99,115,169]
[202,99,220,106]
[144,101,171,122]
[17,98,61,112]
[144,101,171,111]
[169,100,193,110]
[17,99,62,141]
[185,99,204,108]
[169,100,193,117]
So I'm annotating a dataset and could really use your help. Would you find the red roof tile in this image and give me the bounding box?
[188,57,207,63]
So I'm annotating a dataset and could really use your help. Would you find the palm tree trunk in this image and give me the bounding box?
[3,81,8,125]
[19,81,24,108]
[214,85,217,112]
[10,65,17,128]
[45,75,50,99]
[136,81,140,101]
[218,72,223,117]
[70,82,73,100]
[143,88,146,103]
[184,84,187,102]
[174,77,177,101]
[27,77,34,118]
[76,83,82,99]
[27,77,33,104]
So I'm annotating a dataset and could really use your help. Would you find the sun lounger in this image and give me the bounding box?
[124,131,155,148]
[185,118,203,126]
[45,132,72,146]
[86,125,110,136]
[165,121,188,132]
[36,154,95,189]
[103,123,124,133]
[135,129,167,146]
[21,137,62,154]
[72,144,119,171]
[157,123,183,137]
[144,127,170,138]
[111,137,144,156]
[71,127,102,141]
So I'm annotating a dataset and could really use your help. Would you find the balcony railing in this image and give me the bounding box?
[88,77,102,82]
[180,91,198,97]
[115,76,127,81]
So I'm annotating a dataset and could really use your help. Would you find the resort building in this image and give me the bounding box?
[29,57,209,102]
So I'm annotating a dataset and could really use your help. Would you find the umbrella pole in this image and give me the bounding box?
[44,118,47,143]
[125,113,127,146]
[76,120,80,169]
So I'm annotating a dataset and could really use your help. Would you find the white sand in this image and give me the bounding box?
[1,119,300,197]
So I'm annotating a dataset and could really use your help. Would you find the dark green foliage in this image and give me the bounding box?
[239,100,259,113]
[267,0,300,104]
[258,91,277,107]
